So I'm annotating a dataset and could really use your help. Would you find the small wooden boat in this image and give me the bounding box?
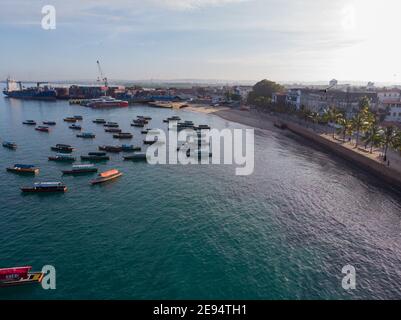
[21,182,67,193]
[163,116,181,123]
[121,144,141,152]
[48,154,76,162]
[2,141,17,150]
[7,164,39,175]
[64,117,77,123]
[105,128,122,133]
[51,144,75,153]
[104,122,119,128]
[99,145,122,153]
[196,125,211,130]
[73,115,83,120]
[133,119,148,124]
[131,122,145,127]
[81,154,110,161]
[0,267,44,287]
[43,121,56,125]
[91,169,122,185]
[69,124,82,130]
[123,153,147,161]
[93,119,106,124]
[35,126,50,132]
[137,116,152,120]
[23,120,36,125]
[143,139,157,145]
[88,151,107,156]
[62,164,98,175]
[76,132,95,139]
[113,133,133,139]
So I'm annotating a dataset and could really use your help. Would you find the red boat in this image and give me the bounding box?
[35,126,50,132]
[0,266,44,287]
[87,97,128,108]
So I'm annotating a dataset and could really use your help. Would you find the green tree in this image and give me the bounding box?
[381,125,398,160]
[362,120,382,153]
[247,79,285,107]
[352,97,373,148]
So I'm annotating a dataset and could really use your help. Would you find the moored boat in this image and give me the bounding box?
[137,116,152,120]
[48,154,76,162]
[87,96,128,108]
[105,128,122,133]
[103,122,119,128]
[73,115,83,120]
[76,132,95,139]
[7,164,39,175]
[35,126,50,132]
[62,164,98,175]
[21,182,67,193]
[51,144,75,153]
[91,169,122,185]
[69,124,82,130]
[131,122,145,127]
[43,121,56,125]
[121,144,141,152]
[123,153,147,161]
[81,154,110,161]
[2,141,17,149]
[93,118,106,124]
[0,266,44,287]
[141,128,151,134]
[88,151,107,156]
[64,117,77,123]
[23,120,36,125]
[113,133,133,139]
[99,145,123,153]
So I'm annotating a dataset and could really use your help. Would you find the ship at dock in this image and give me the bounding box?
[3,78,57,100]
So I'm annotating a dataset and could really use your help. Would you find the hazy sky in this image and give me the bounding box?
[1,0,401,83]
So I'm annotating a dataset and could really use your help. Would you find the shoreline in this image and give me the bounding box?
[186,105,401,188]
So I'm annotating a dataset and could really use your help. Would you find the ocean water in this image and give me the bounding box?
[1,96,401,300]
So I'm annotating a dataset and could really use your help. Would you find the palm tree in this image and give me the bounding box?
[381,125,398,161]
[336,112,352,142]
[362,121,382,153]
[352,97,373,148]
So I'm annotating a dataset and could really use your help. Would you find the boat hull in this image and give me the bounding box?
[7,168,39,175]
[21,186,67,193]
[91,173,122,185]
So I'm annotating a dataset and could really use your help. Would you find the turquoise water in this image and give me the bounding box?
[1,96,401,300]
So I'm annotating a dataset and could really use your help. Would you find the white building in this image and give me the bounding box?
[385,103,401,122]
[286,89,302,109]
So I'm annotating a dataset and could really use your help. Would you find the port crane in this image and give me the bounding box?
[96,60,108,88]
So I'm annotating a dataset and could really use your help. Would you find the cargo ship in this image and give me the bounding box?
[3,79,56,100]
[0,266,44,287]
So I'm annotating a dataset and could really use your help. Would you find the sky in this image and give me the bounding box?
[1,0,401,84]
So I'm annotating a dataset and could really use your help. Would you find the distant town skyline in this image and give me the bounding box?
[1,0,401,83]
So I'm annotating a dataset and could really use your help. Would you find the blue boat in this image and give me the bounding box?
[77,132,95,139]
[2,141,17,150]
[3,79,56,101]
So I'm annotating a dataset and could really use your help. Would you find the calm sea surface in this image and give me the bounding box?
[1,94,401,299]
